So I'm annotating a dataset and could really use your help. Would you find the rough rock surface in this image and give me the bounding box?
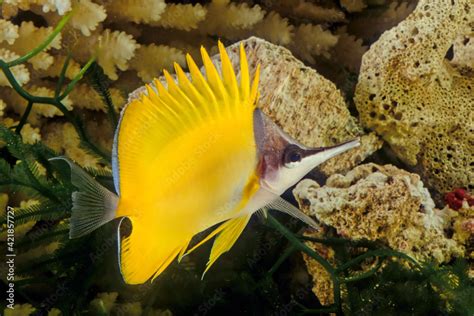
[294,163,465,263]
[354,0,474,196]
[129,37,382,175]
[294,163,470,305]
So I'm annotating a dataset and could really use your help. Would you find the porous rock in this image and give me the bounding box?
[354,0,474,196]
[294,163,465,263]
[294,163,470,305]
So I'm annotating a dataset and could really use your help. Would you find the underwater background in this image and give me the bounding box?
[0,0,473,315]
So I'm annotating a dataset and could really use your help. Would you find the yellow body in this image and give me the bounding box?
[113,43,261,284]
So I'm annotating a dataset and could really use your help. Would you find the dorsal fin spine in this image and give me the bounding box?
[200,46,231,117]
[174,63,208,120]
[166,65,203,122]
[186,53,220,117]
[218,41,239,111]
[162,70,195,122]
[239,43,250,101]
[153,79,191,128]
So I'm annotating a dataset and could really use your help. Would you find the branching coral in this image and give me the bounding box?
[2,85,72,124]
[94,29,139,80]
[151,3,207,31]
[37,54,81,80]
[129,44,185,83]
[251,12,294,46]
[104,0,166,24]
[354,0,474,196]
[68,83,124,113]
[290,24,339,61]
[200,0,265,38]
[0,19,19,45]
[42,122,101,168]
[0,49,29,86]
[69,0,107,36]
[1,21,62,70]
[1,117,41,144]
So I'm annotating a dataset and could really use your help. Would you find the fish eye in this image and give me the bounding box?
[283,145,302,168]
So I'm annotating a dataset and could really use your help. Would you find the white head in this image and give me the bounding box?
[253,109,360,195]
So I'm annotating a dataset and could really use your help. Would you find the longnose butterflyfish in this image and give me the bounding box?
[55,42,360,285]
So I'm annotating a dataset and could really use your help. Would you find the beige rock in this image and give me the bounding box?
[294,163,465,264]
[129,37,382,174]
[354,0,474,196]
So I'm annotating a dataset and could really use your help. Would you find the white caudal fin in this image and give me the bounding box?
[50,157,119,239]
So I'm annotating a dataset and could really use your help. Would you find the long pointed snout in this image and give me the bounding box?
[302,138,360,165]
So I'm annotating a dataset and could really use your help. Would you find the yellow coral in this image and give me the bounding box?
[38,55,81,79]
[1,117,41,144]
[1,21,62,70]
[130,44,185,82]
[200,0,264,37]
[94,29,139,80]
[290,24,338,62]
[68,83,125,112]
[42,122,101,168]
[105,0,166,23]
[151,3,207,31]
[251,12,294,45]
[354,0,474,195]
[0,19,19,44]
[4,0,71,15]
[0,48,30,86]
[69,0,107,36]
[2,85,72,124]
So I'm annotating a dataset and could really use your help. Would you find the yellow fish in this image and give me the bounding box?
[57,42,359,285]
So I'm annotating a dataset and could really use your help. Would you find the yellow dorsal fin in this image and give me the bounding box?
[201,45,229,109]
[218,41,239,104]
[203,214,252,278]
[115,42,260,203]
[239,43,250,100]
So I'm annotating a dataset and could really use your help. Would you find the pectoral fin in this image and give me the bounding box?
[268,196,319,231]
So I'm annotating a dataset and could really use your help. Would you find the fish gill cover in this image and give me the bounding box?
[0,0,473,315]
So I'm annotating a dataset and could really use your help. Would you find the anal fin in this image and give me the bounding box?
[202,214,252,278]
[119,216,190,284]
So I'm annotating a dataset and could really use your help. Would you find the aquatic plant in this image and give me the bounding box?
[0,1,473,315]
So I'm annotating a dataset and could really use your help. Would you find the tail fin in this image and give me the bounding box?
[50,157,118,239]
